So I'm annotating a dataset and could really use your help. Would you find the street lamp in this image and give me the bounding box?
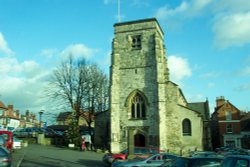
[39,110,44,128]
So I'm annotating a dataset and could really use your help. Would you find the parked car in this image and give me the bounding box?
[222,155,250,167]
[189,151,220,157]
[103,146,162,166]
[12,137,22,150]
[112,153,179,167]
[0,131,13,152]
[0,146,12,167]
[159,156,224,167]
[0,136,7,149]
[13,128,30,138]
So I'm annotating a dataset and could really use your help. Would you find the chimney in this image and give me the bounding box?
[8,105,14,116]
[216,96,225,107]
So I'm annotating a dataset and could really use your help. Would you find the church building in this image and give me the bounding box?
[109,18,211,155]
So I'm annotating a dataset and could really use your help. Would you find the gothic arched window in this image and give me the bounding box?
[182,118,192,136]
[131,93,146,119]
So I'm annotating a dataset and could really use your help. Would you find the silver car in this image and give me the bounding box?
[112,153,179,167]
[222,155,250,167]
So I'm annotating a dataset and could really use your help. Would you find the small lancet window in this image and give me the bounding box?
[131,35,142,49]
[182,119,192,136]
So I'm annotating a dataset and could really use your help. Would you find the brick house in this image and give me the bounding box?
[0,101,39,129]
[211,96,244,149]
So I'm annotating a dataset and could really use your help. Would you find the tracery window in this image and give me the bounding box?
[182,119,192,136]
[131,93,146,119]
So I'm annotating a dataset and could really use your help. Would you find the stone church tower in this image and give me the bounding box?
[110,18,208,154]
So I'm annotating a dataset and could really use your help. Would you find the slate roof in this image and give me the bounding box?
[187,100,210,120]
[56,112,72,121]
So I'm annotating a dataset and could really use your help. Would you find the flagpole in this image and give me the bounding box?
[118,0,121,22]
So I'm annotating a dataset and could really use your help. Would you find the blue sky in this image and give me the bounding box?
[0,0,250,121]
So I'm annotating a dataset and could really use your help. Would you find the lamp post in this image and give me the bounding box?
[39,110,44,128]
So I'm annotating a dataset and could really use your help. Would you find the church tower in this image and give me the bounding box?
[110,18,205,154]
[110,18,170,152]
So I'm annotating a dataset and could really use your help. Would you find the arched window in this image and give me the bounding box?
[131,93,146,119]
[226,124,233,133]
[182,119,192,136]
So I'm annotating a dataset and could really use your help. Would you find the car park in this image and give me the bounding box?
[103,146,162,166]
[159,156,224,167]
[112,153,179,167]
[222,155,250,167]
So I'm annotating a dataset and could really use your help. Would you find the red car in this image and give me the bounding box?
[0,130,13,152]
[103,146,162,165]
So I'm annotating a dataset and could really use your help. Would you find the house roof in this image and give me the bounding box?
[212,100,241,119]
[187,100,210,120]
[56,112,72,121]
[0,101,7,109]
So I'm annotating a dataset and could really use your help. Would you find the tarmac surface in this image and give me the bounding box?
[11,143,105,167]
[12,146,28,167]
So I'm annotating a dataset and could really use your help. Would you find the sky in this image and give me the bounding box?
[0,0,250,123]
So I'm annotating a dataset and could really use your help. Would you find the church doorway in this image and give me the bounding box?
[134,133,145,147]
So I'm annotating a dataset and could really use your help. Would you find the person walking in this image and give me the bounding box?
[81,135,86,151]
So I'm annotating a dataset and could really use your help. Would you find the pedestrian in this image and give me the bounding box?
[84,134,91,150]
[81,135,86,151]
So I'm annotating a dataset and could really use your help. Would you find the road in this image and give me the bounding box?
[12,144,106,167]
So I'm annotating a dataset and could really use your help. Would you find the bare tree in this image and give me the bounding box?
[46,55,109,146]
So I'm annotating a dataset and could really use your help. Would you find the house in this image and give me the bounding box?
[0,101,39,129]
[56,111,94,127]
[240,112,250,149]
[211,96,244,149]
[52,111,95,136]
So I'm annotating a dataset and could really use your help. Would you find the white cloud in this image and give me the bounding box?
[241,66,250,76]
[199,71,220,79]
[155,2,188,19]
[0,32,15,55]
[234,84,250,92]
[168,55,192,82]
[207,82,215,88]
[40,48,58,58]
[60,44,97,60]
[0,57,41,77]
[213,12,250,48]
[155,0,212,30]
[0,56,50,113]
[214,0,250,13]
